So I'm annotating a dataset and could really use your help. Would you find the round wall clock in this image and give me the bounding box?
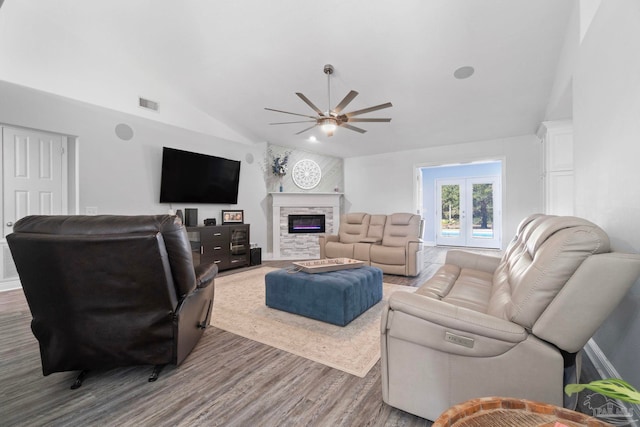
[292,159,322,189]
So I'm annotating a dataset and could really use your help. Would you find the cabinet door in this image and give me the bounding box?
[229,225,250,268]
[200,226,230,269]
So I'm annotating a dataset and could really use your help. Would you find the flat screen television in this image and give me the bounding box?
[159,147,241,204]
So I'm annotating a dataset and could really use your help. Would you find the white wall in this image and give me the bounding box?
[0,2,251,144]
[344,134,542,248]
[0,80,269,250]
[573,0,640,385]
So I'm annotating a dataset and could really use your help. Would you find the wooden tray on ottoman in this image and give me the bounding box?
[292,258,365,273]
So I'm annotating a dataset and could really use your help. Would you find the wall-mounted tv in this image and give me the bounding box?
[159,147,241,204]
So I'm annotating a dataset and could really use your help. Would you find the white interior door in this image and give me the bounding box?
[3,126,67,237]
[436,176,501,248]
[1,126,67,286]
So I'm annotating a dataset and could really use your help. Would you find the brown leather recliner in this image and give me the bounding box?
[7,214,217,388]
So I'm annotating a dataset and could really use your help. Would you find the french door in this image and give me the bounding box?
[435,176,501,248]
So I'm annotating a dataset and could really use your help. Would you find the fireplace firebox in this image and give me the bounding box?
[288,214,326,234]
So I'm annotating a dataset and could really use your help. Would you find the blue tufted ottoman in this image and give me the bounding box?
[265,266,383,326]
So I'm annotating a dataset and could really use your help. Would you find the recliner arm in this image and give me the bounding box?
[406,238,423,250]
[445,249,501,274]
[384,292,527,356]
[194,263,218,289]
[318,234,339,258]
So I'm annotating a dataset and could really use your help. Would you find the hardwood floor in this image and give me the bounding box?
[0,247,597,426]
[1,257,439,427]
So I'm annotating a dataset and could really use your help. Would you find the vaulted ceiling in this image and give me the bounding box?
[0,1,576,158]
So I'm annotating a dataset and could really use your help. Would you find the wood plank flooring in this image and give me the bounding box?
[0,247,597,426]
[1,257,440,427]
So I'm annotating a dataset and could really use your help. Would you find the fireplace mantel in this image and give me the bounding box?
[270,192,342,259]
[270,192,343,206]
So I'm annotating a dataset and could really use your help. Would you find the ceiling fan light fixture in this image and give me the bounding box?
[320,118,337,134]
[265,64,392,136]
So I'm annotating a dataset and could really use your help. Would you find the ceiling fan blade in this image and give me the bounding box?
[296,93,325,116]
[269,120,316,125]
[344,102,393,118]
[295,124,318,135]
[347,118,392,123]
[341,124,367,134]
[264,107,318,119]
[333,90,359,114]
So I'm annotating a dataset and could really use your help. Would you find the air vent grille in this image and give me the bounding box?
[139,97,159,112]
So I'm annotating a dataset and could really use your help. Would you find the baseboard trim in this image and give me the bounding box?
[0,279,21,292]
[584,339,640,426]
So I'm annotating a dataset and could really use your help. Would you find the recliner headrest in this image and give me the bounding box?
[525,216,610,256]
[345,212,368,225]
[389,213,416,226]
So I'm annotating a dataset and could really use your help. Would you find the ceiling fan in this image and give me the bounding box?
[265,64,392,137]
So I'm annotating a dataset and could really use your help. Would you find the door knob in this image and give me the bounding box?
[6,222,13,227]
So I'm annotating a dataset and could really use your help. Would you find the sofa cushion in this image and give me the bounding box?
[325,242,355,258]
[442,269,494,312]
[370,245,406,265]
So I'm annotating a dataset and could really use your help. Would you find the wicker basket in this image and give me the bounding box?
[433,396,613,427]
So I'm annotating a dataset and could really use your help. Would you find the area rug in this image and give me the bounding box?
[210,266,415,378]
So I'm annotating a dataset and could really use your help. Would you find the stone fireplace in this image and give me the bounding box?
[271,193,342,259]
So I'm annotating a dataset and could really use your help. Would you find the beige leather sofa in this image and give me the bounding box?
[380,214,640,421]
[319,212,423,276]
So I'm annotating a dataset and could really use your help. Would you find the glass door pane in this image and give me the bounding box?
[467,177,501,248]
[472,183,494,239]
[436,180,466,246]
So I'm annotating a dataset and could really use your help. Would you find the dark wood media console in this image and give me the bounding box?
[187,224,250,271]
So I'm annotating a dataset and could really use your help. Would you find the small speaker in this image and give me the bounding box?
[250,248,262,266]
[184,208,198,227]
[204,218,217,226]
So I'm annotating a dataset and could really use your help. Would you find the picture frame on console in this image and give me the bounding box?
[222,210,244,225]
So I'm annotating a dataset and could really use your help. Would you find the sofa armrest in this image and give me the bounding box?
[445,249,501,274]
[319,234,339,243]
[194,263,218,289]
[319,234,340,258]
[407,238,423,247]
[383,291,526,356]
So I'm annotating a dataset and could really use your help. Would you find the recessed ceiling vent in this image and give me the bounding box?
[139,97,159,112]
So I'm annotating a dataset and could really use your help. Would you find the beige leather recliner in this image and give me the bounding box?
[370,213,423,276]
[319,212,423,276]
[320,212,371,259]
[380,214,640,421]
